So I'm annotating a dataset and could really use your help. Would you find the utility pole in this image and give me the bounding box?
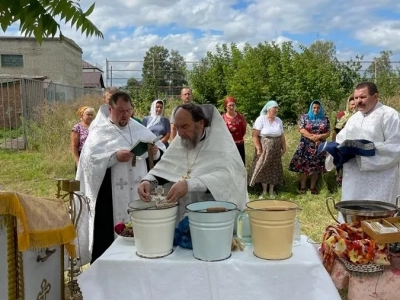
[153,56,158,99]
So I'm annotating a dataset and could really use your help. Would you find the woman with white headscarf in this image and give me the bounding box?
[248,100,286,199]
[142,99,171,147]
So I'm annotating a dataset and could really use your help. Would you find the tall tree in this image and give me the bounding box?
[0,0,103,43]
[142,45,170,99]
[365,50,399,97]
[168,50,188,96]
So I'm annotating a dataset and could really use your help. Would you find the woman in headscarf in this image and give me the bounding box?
[332,94,356,185]
[332,94,356,141]
[248,100,286,199]
[289,100,331,194]
[221,96,247,164]
[71,106,95,167]
[142,99,171,147]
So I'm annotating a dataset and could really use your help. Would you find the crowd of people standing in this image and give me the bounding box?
[72,81,400,201]
[70,81,400,264]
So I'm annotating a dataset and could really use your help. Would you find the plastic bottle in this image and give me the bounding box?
[236,211,252,245]
[293,217,301,247]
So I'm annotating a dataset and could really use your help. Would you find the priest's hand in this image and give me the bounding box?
[167,180,188,203]
[138,181,151,202]
[116,150,134,162]
[151,145,158,156]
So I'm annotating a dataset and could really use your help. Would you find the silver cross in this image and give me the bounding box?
[116,178,128,190]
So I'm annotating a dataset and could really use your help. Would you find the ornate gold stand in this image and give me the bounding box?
[55,179,89,300]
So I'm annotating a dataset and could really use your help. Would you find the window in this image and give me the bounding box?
[1,54,23,67]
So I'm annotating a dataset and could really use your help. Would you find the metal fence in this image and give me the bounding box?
[0,78,102,150]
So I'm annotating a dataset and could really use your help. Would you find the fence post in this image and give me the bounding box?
[20,78,28,149]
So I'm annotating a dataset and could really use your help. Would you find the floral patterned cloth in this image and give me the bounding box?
[72,122,89,152]
[321,222,390,273]
[289,114,330,175]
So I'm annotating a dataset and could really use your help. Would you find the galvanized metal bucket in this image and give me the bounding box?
[186,201,237,262]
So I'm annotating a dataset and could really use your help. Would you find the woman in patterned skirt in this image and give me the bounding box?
[289,100,331,194]
[248,100,287,199]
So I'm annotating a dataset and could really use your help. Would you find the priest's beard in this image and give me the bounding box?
[181,124,200,150]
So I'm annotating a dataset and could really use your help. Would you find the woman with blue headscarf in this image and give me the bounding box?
[289,100,331,194]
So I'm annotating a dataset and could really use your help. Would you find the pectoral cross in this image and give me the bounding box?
[182,170,191,180]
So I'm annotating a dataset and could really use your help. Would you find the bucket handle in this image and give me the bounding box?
[395,195,400,216]
[326,197,339,224]
[244,207,302,212]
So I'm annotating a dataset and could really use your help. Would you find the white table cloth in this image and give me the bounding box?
[78,235,341,300]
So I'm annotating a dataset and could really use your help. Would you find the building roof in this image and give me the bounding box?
[82,60,103,72]
[83,72,105,88]
[0,36,82,52]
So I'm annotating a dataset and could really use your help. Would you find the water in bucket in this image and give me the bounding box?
[246,200,301,260]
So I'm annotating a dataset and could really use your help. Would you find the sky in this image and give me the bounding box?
[2,0,400,87]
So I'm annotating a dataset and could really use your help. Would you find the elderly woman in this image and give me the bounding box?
[222,96,247,164]
[289,100,330,194]
[142,99,171,147]
[71,106,95,166]
[248,100,286,199]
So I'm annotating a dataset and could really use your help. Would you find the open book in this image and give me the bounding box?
[130,135,162,156]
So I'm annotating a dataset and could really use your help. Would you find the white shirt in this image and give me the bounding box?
[253,115,283,137]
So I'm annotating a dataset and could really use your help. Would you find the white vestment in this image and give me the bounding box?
[336,102,400,204]
[149,104,249,221]
[75,105,166,265]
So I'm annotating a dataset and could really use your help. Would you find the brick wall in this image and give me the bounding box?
[0,37,83,87]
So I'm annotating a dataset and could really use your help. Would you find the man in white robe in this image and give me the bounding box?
[138,103,248,222]
[336,82,400,205]
[75,91,166,264]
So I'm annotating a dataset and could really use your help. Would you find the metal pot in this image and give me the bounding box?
[326,196,400,223]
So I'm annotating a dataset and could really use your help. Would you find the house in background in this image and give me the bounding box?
[0,36,83,87]
[82,60,105,89]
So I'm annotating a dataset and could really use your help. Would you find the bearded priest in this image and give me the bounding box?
[75,91,166,264]
[138,103,248,222]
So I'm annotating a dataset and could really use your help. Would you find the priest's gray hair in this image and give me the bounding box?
[174,103,210,127]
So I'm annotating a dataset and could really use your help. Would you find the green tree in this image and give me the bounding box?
[142,45,170,100]
[168,50,188,96]
[0,0,103,43]
[365,50,400,97]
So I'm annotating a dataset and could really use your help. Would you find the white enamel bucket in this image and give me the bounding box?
[186,201,237,262]
[128,200,178,258]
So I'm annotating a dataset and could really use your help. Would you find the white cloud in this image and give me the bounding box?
[355,20,400,52]
[1,0,400,86]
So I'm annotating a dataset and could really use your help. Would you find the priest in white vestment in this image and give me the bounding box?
[75,91,166,265]
[336,82,400,205]
[138,103,249,222]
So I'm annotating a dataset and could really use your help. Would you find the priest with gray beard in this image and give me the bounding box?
[138,103,248,222]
